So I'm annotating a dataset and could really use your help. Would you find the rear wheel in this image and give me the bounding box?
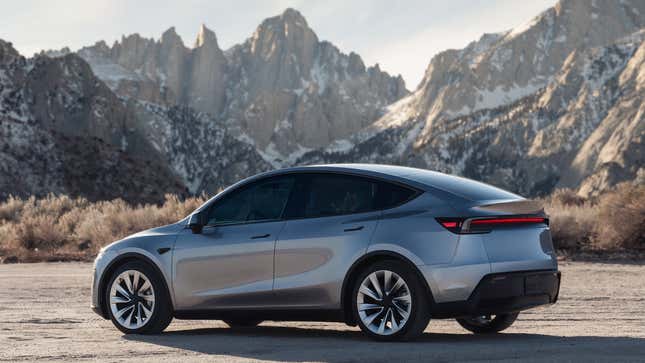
[105,261,173,334]
[352,260,430,341]
[223,319,263,328]
[456,312,519,334]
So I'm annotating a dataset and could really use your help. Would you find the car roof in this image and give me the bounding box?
[270,164,522,202]
[194,163,522,215]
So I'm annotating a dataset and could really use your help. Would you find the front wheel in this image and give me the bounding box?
[105,261,173,334]
[456,312,519,334]
[352,260,430,341]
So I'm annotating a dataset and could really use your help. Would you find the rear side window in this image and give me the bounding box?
[303,174,378,218]
[376,181,418,209]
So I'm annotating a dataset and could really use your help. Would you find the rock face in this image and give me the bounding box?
[75,9,408,164]
[0,40,187,203]
[298,0,645,197]
[412,0,645,139]
[2,38,271,199]
[129,102,271,194]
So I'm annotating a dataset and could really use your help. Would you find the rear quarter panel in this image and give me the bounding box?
[368,192,459,266]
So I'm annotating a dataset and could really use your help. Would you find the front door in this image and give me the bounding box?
[173,176,295,310]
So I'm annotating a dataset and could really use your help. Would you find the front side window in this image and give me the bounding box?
[303,174,379,218]
[207,176,295,225]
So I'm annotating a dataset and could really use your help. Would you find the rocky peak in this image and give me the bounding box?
[195,24,218,48]
[0,40,20,65]
[410,0,645,143]
[161,27,184,47]
[190,24,227,115]
[250,8,318,65]
[67,10,407,165]
[281,8,308,26]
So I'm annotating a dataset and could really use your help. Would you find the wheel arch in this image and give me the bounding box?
[97,252,173,319]
[340,250,435,326]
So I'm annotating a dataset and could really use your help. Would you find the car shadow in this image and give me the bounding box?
[124,324,645,362]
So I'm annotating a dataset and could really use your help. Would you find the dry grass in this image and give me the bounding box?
[0,183,643,263]
[0,194,206,262]
[543,183,644,252]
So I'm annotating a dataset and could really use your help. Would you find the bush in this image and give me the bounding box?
[594,183,644,250]
[0,193,207,261]
[544,183,645,251]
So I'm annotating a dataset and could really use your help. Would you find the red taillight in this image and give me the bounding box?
[436,216,548,234]
[440,221,458,228]
[470,217,548,226]
[435,218,464,233]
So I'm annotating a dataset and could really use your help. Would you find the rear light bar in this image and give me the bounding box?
[470,217,548,226]
[436,216,548,234]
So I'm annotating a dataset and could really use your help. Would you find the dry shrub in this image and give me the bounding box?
[594,183,644,250]
[0,195,29,222]
[549,188,587,206]
[0,193,207,261]
[544,183,645,251]
[545,203,596,250]
[4,214,68,251]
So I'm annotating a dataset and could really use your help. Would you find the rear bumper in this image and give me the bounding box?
[431,270,560,318]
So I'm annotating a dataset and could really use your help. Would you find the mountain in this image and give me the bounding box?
[298,0,645,197]
[3,8,405,200]
[2,2,643,202]
[0,40,187,203]
[73,9,407,165]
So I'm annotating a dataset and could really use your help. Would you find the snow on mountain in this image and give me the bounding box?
[0,40,187,203]
[298,0,645,197]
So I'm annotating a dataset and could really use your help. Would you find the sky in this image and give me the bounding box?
[1,0,557,89]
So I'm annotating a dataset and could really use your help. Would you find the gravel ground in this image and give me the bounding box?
[1,261,644,362]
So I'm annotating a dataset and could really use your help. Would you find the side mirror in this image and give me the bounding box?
[188,212,205,234]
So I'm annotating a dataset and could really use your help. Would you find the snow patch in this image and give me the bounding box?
[472,82,545,112]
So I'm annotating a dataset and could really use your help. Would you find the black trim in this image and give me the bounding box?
[174,308,344,322]
[430,270,561,318]
[157,247,171,255]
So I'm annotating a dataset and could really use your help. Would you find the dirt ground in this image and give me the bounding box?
[1,261,644,362]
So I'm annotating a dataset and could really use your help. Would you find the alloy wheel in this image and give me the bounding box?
[356,270,412,336]
[109,270,155,330]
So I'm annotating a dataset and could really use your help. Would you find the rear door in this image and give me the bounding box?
[273,173,382,308]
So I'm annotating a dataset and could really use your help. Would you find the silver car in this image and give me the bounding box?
[91,164,560,341]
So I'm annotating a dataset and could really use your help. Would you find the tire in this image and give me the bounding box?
[223,319,263,328]
[456,312,519,334]
[104,261,173,334]
[352,260,430,341]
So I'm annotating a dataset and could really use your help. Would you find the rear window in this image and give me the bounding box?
[401,170,521,201]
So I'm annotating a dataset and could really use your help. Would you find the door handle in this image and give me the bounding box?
[343,226,364,232]
[251,233,271,239]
